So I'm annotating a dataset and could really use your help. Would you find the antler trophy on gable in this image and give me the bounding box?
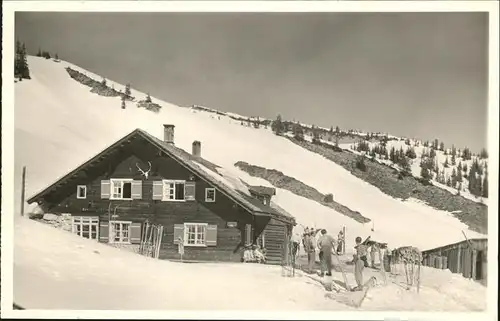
[136,161,152,179]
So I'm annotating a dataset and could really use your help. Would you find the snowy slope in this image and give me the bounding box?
[14,56,486,252]
[338,139,489,205]
[14,216,486,311]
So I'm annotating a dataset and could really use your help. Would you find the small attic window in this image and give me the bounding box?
[77,185,87,199]
[205,188,216,203]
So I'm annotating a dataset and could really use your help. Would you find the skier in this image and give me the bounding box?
[369,242,379,268]
[353,236,368,291]
[317,229,336,277]
[337,229,345,254]
[303,230,316,274]
[291,232,301,262]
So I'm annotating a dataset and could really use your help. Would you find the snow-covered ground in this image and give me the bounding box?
[14,216,487,311]
[13,56,486,252]
[7,56,494,312]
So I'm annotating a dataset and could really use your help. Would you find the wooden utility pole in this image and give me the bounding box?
[20,166,26,216]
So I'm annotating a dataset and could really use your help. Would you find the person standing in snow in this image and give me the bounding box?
[369,242,379,268]
[337,229,345,255]
[317,229,336,277]
[353,236,368,291]
[303,231,316,274]
[291,232,301,267]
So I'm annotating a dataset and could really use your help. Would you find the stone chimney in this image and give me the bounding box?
[192,141,201,158]
[163,124,175,144]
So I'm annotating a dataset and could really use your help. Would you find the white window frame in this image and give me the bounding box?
[109,220,132,244]
[205,188,216,203]
[110,178,134,200]
[183,222,208,247]
[76,185,87,199]
[72,216,99,240]
[162,179,186,202]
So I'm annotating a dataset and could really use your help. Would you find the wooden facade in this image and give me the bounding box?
[421,238,488,285]
[28,127,295,264]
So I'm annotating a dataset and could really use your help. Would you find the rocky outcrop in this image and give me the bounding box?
[137,100,162,113]
[234,161,370,224]
[65,67,135,100]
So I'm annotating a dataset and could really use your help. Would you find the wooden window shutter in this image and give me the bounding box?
[130,222,142,244]
[131,180,143,199]
[101,180,111,199]
[185,182,196,201]
[173,224,184,244]
[152,181,163,200]
[99,221,109,243]
[245,224,253,245]
[206,225,218,246]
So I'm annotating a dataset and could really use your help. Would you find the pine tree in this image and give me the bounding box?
[390,146,396,163]
[145,93,152,103]
[434,159,439,173]
[292,122,304,141]
[101,78,107,87]
[462,147,472,160]
[479,148,488,159]
[430,148,436,159]
[451,145,457,157]
[125,83,132,96]
[451,168,457,187]
[421,167,432,181]
[451,153,456,166]
[312,126,321,144]
[457,161,462,172]
[482,174,488,197]
[457,168,463,183]
[433,138,439,150]
[271,114,284,135]
[355,155,367,172]
[15,41,31,80]
[446,176,452,187]
[463,163,468,173]
[439,142,445,151]
[406,146,417,159]
[121,97,126,109]
[444,157,449,168]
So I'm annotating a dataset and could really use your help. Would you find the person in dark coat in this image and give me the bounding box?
[353,236,367,290]
[317,229,336,277]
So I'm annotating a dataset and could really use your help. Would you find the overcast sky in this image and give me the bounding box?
[15,12,488,151]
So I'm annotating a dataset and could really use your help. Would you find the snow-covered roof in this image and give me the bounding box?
[27,127,295,225]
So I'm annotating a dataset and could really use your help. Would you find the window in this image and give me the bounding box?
[110,179,133,200]
[72,216,99,240]
[110,221,131,244]
[163,180,185,201]
[205,188,216,202]
[183,223,207,247]
[76,185,87,199]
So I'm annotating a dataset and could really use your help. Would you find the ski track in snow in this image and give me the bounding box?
[11,56,489,311]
